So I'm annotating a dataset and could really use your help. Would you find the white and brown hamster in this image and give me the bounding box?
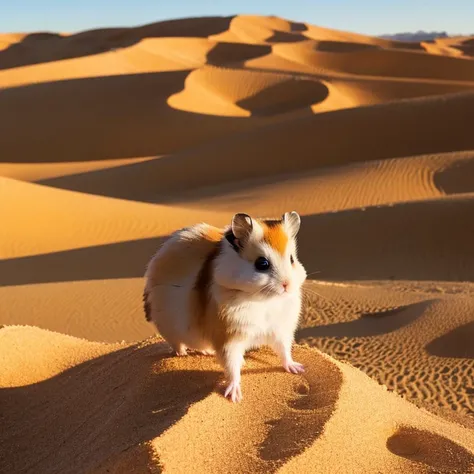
[143,211,307,402]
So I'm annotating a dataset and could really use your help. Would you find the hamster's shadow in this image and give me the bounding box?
[186,349,290,379]
[242,349,290,373]
[0,341,220,473]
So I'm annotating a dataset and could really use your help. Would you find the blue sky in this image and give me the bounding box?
[2,0,473,36]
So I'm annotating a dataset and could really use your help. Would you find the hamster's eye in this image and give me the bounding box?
[255,257,270,271]
[290,255,294,265]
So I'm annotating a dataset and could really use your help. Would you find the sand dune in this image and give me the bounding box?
[1,326,473,474]
[424,36,474,58]
[1,14,474,473]
[274,39,474,80]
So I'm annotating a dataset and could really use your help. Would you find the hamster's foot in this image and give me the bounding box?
[199,349,216,356]
[224,381,242,403]
[284,360,305,374]
[173,344,188,357]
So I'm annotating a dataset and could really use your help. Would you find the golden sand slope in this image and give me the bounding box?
[1,326,473,474]
[1,14,474,473]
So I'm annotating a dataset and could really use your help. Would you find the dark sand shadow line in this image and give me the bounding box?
[258,346,343,472]
[237,79,329,116]
[387,426,474,472]
[0,236,167,287]
[426,321,474,359]
[296,301,432,340]
[434,156,474,195]
[265,31,308,43]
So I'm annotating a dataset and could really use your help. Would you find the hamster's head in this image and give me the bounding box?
[214,211,307,299]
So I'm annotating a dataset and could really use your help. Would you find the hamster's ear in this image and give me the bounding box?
[231,213,253,242]
[282,211,301,237]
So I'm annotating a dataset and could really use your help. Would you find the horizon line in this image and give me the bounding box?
[1,13,472,39]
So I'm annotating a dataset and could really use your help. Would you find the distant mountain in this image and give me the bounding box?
[379,31,449,42]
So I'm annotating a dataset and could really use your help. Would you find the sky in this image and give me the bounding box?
[1,0,473,36]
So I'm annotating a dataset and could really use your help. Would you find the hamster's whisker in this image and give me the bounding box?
[306,270,322,277]
[248,284,273,298]
[302,286,332,303]
[260,283,275,296]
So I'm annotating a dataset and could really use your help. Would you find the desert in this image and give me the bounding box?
[1,14,474,473]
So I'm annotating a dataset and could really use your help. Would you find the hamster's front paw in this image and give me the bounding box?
[284,360,305,374]
[224,380,242,403]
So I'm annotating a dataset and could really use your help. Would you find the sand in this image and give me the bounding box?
[1,14,473,473]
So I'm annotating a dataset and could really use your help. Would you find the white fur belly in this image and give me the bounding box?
[233,293,301,348]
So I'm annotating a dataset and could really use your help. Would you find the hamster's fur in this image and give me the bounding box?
[143,211,307,402]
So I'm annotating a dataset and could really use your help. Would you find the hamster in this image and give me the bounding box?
[143,211,307,402]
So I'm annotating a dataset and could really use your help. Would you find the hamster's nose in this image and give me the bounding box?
[282,281,289,292]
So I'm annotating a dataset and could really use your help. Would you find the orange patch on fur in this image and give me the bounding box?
[203,225,224,243]
[261,222,288,255]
